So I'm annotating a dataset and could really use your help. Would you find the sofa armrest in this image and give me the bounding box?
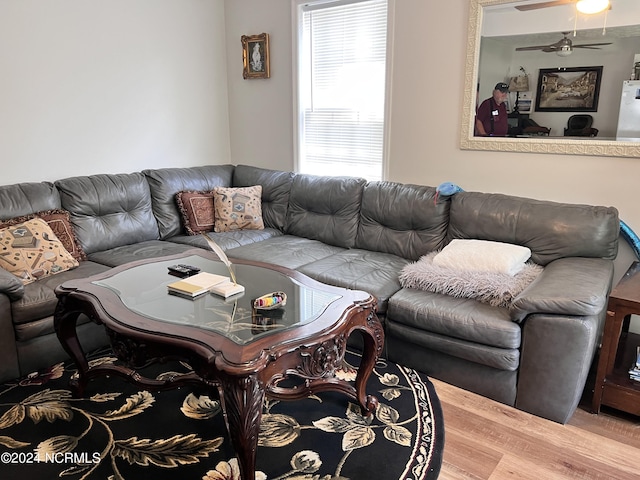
[510,257,614,323]
[0,268,24,301]
[0,293,20,382]
[516,311,602,423]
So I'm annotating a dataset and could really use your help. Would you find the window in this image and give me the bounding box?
[294,0,389,181]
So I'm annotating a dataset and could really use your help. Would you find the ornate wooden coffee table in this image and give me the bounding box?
[54,251,383,480]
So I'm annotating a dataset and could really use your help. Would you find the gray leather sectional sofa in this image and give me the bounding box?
[0,164,619,423]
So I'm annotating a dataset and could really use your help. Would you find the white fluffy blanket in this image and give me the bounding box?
[399,252,543,308]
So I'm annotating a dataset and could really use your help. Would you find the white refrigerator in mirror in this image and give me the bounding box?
[616,80,640,141]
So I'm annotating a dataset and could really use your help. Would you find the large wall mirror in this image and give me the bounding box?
[461,0,640,157]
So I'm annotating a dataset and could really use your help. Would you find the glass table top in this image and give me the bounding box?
[93,255,341,345]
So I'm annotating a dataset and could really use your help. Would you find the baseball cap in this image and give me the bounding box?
[495,82,509,92]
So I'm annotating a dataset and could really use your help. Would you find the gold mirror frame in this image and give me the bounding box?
[460,0,640,158]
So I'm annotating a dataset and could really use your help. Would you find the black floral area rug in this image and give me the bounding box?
[0,349,444,479]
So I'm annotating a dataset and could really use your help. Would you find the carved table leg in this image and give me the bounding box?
[354,311,384,415]
[218,374,265,480]
[54,298,90,397]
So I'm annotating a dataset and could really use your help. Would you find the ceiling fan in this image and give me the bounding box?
[515,31,612,55]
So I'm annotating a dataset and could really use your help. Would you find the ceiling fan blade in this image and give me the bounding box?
[572,42,612,48]
[515,45,552,51]
[515,0,575,11]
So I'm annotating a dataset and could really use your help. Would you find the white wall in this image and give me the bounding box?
[224,0,294,172]
[0,0,230,184]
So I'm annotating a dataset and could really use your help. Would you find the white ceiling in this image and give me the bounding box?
[482,0,640,44]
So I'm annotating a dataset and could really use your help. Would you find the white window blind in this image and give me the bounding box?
[296,0,388,181]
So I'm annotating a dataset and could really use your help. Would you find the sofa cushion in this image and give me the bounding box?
[0,218,79,284]
[11,260,111,327]
[169,229,284,252]
[56,173,160,255]
[285,174,366,249]
[143,165,235,239]
[355,181,449,260]
[213,186,264,232]
[388,288,521,350]
[0,181,61,219]
[232,165,294,231]
[400,252,542,308]
[0,209,87,261]
[176,190,216,235]
[226,235,345,270]
[387,321,520,372]
[298,249,409,314]
[85,240,196,268]
[447,191,619,265]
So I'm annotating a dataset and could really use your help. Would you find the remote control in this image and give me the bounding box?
[168,264,201,277]
[178,264,201,273]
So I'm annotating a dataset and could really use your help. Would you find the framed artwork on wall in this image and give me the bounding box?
[241,33,270,79]
[535,66,603,112]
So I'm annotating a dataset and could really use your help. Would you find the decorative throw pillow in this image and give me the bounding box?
[399,251,543,308]
[213,186,264,232]
[0,218,79,284]
[0,209,86,261]
[433,239,531,276]
[176,190,216,235]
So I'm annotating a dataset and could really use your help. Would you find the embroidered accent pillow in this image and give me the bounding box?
[176,190,216,235]
[213,186,264,232]
[0,209,86,261]
[0,218,79,284]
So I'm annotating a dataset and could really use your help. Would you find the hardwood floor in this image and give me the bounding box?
[433,379,640,479]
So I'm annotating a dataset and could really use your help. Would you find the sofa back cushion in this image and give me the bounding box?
[355,182,449,260]
[232,165,294,231]
[285,174,366,248]
[55,173,159,254]
[0,182,61,219]
[143,165,234,239]
[447,192,619,265]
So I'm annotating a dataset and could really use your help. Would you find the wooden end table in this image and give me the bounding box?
[592,261,640,415]
[54,251,384,480]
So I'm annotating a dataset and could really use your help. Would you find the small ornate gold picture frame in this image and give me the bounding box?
[241,33,270,79]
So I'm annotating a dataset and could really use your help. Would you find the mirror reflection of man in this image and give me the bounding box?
[475,82,509,136]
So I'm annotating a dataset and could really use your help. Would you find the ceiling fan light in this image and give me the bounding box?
[576,0,610,15]
[556,45,572,57]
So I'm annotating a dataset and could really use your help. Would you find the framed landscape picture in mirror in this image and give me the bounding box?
[535,66,603,112]
[242,33,270,79]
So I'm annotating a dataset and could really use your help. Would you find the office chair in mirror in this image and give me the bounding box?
[564,115,599,137]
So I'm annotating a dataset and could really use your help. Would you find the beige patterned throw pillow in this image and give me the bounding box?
[213,186,264,232]
[0,209,87,261]
[0,218,79,284]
